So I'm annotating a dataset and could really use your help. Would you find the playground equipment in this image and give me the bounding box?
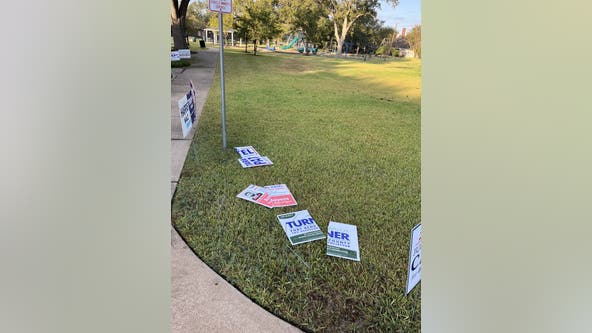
[281,35,300,50]
[281,31,317,54]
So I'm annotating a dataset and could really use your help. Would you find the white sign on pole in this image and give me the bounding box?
[277,210,325,246]
[406,223,422,294]
[326,222,360,261]
[171,51,181,61]
[209,0,232,13]
[178,49,191,59]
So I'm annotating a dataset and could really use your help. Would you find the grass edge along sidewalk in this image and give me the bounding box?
[172,50,421,332]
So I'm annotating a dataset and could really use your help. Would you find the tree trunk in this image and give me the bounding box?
[171,18,187,50]
[253,40,258,56]
[336,39,344,56]
[244,37,248,53]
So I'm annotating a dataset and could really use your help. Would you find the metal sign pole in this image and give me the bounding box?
[218,11,227,150]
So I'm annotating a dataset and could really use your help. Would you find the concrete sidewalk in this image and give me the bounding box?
[170,48,301,333]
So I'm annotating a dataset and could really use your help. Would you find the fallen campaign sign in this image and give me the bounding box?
[259,184,297,208]
[236,184,270,208]
[235,146,260,158]
[177,90,195,138]
[277,210,325,245]
[406,223,422,294]
[171,51,180,61]
[234,146,273,168]
[236,184,297,208]
[326,222,360,261]
[178,49,191,59]
[239,156,273,168]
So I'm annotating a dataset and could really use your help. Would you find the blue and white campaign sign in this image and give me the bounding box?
[406,223,422,294]
[234,146,273,168]
[234,146,260,158]
[189,80,197,106]
[327,222,360,261]
[177,91,195,138]
[171,51,181,61]
[238,156,273,168]
[277,210,325,245]
[178,49,191,59]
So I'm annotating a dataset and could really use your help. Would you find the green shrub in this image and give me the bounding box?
[171,60,191,68]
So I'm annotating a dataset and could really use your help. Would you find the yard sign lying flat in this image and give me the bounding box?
[236,184,271,208]
[236,184,297,208]
[277,210,325,245]
[326,222,360,261]
[234,146,273,168]
[260,184,297,208]
[406,223,422,294]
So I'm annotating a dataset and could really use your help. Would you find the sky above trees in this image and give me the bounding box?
[377,0,420,30]
[189,0,421,31]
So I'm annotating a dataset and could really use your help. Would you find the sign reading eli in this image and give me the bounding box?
[209,0,232,13]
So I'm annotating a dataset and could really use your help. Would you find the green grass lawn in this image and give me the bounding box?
[172,50,421,332]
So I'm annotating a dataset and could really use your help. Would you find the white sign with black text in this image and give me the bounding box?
[406,223,422,294]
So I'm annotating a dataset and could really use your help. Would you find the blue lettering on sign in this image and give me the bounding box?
[328,231,349,240]
[286,218,317,228]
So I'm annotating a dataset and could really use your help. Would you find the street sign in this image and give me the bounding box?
[208,0,231,148]
[209,0,232,14]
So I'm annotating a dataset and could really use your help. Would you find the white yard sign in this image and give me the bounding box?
[277,210,325,245]
[177,92,194,138]
[236,184,270,207]
[234,146,260,158]
[209,0,232,13]
[238,156,273,168]
[326,222,360,261]
[178,49,191,59]
[234,146,273,168]
[171,51,180,61]
[406,223,422,294]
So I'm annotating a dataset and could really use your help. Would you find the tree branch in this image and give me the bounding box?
[179,0,190,18]
[171,0,179,20]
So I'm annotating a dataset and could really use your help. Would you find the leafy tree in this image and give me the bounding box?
[185,0,210,37]
[406,24,421,58]
[208,10,234,30]
[171,0,190,50]
[277,0,330,47]
[348,14,385,54]
[233,0,281,55]
[318,0,397,56]
[393,36,409,49]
